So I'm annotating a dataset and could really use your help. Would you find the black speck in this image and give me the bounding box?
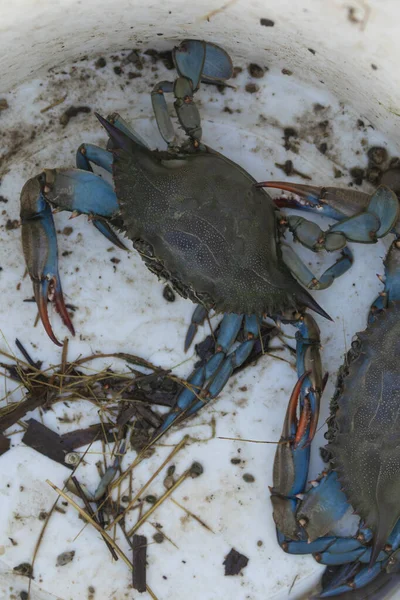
[371,64,378,70]
[0,195,8,203]
[282,68,293,76]
[231,457,241,465]
[319,142,328,155]
[260,18,274,27]
[243,473,255,483]
[349,167,365,186]
[95,57,106,69]
[114,66,123,76]
[308,48,316,55]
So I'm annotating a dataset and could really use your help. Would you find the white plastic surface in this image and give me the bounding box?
[1,2,400,600]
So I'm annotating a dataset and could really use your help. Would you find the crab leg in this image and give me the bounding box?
[369,238,400,320]
[184,304,208,351]
[20,169,121,344]
[152,40,233,146]
[281,244,354,290]
[155,313,260,436]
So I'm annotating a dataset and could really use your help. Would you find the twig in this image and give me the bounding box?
[71,476,118,561]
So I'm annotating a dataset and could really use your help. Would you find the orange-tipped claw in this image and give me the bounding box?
[255,181,323,204]
[21,176,75,345]
[33,278,75,347]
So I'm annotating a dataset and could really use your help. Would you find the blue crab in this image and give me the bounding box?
[20,40,399,438]
[19,39,400,597]
[265,177,400,597]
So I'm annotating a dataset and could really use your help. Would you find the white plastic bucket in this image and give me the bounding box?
[1,2,400,599]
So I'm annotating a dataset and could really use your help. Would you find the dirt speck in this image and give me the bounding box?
[60,106,91,127]
[243,473,255,483]
[248,64,266,79]
[282,68,293,76]
[95,57,106,69]
[245,83,259,94]
[62,226,73,236]
[56,550,75,567]
[0,99,9,111]
[260,18,274,27]
[5,219,19,230]
[368,146,387,166]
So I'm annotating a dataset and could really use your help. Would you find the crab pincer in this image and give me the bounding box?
[20,175,75,346]
[20,167,121,345]
[258,180,399,241]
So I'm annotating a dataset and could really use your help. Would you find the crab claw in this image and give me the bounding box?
[256,180,372,220]
[20,176,75,346]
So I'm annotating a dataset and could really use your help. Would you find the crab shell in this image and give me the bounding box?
[327,300,400,563]
[106,122,328,319]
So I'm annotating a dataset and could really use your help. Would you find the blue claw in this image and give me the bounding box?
[20,177,75,346]
[43,168,118,217]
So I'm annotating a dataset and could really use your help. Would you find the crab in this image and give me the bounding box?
[20,40,400,435]
[269,227,400,597]
[19,39,400,597]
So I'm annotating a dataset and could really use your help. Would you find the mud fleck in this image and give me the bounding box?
[223,548,249,576]
[59,106,91,127]
[248,64,266,79]
[0,99,9,111]
[5,219,19,230]
[368,146,388,166]
[245,83,259,94]
[260,18,274,27]
[95,57,107,69]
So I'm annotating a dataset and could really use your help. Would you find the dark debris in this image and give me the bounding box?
[223,548,249,575]
[60,106,91,127]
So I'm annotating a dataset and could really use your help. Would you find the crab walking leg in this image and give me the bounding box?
[257,182,399,292]
[281,244,354,291]
[184,304,208,351]
[369,238,400,320]
[20,169,121,344]
[155,313,260,436]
